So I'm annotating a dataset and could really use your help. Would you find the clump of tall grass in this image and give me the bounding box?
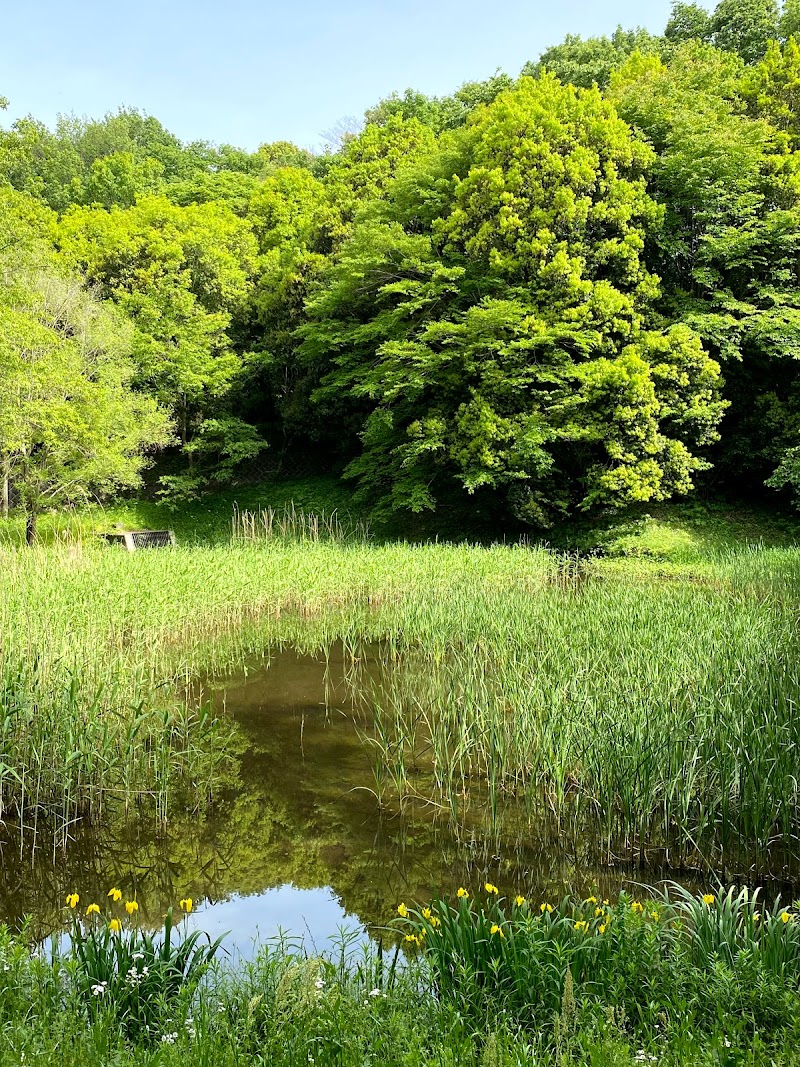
[231,503,372,544]
[358,556,800,878]
[0,656,232,839]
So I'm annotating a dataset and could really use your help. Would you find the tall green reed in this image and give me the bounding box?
[3,523,800,878]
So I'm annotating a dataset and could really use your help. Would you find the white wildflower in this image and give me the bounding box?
[91,982,107,997]
[161,1032,178,1044]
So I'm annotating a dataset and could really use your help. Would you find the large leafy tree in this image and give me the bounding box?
[525,28,663,89]
[780,0,800,38]
[665,2,714,43]
[233,118,439,460]
[363,74,515,134]
[322,115,437,228]
[0,106,262,213]
[0,188,172,542]
[56,196,263,495]
[742,35,800,144]
[710,0,780,63]
[610,43,800,489]
[302,76,725,524]
[237,167,339,447]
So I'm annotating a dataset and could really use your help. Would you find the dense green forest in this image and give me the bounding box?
[6,0,800,537]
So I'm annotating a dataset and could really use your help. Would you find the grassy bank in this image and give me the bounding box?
[1,886,799,1066]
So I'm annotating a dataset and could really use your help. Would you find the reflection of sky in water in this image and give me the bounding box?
[54,884,369,961]
[184,884,369,961]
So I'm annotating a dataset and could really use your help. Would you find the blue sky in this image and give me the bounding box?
[1,0,673,152]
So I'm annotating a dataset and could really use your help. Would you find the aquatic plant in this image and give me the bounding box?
[394,886,800,1033]
[0,899,799,1065]
[64,889,222,1041]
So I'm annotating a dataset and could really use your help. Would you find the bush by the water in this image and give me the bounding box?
[395,884,800,1038]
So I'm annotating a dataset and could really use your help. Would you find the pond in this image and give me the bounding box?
[0,645,779,956]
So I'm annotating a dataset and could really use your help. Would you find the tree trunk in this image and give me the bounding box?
[25,509,36,547]
[1,470,8,519]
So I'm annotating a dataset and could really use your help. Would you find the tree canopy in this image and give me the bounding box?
[302,76,724,522]
[4,0,800,527]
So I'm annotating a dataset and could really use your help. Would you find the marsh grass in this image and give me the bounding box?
[0,536,554,839]
[354,561,800,878]
[2,515,800,877]
[231,502,372,543]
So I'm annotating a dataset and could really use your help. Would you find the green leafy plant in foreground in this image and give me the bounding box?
[394,885,800,1039]
[62,889,223,1041]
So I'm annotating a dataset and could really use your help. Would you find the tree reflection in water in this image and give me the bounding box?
[0,646,725,953]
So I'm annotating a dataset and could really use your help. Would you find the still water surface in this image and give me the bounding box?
[0,646,711,955]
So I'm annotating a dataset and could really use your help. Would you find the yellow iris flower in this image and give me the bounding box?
[109,919,121,932]
[108,888,122,902]
[66,893,79,909]
[179,898,193,913]
[86,903,100,916]
[125,900,139,915]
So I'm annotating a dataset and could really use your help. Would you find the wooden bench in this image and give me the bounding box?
[100,529,176,551]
